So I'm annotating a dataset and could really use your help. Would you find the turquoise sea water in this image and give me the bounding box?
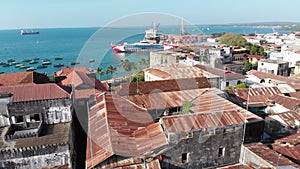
[0,26,291,79]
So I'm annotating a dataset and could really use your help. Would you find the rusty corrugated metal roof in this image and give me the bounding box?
[245,143,300,168]
[116,77,211,96]
[122,87,261,123]
[268,111,300,128]
[270,94,300,110]
[272,131,300,163]
[219,163,254,169]
[0,83,70,102]
[145,63,219,79]
[274,131,300,146]
[161,110,245,133]
[227,87,282,107]
[195,64,246,80]
[86,94,168,169]
[289,92,300,99]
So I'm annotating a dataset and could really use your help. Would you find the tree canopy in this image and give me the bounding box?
[219,33,247,46]
[219,33,267,56]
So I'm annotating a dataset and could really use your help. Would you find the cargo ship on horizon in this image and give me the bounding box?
[20,29,39,35]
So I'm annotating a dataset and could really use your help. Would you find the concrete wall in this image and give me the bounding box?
[239,145,274,168]
[150,51,177,67]
[161,125,244,169]
[0,144,71,169]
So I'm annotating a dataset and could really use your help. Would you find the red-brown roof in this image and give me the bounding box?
[55,66,90,76]
[268,111,300,128]
[246,54,265,60]
[270,94,300,110]
[274,131,300,146]
[0,83,70,102]
[161,110,245,133]
[0,72,50,86]
[86,94,168,169]
[245,143,300,168]
[195,64,246,80]
[226,87,282,107]
[116,77,211,96]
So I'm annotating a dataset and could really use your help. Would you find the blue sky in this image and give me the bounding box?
[1,0,300,29]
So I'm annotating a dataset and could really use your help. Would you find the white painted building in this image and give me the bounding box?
[257,59,289,76]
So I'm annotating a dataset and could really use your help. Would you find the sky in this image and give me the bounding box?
[1,0,300,29]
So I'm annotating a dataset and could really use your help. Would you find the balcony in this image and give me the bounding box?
[5,121,43,140]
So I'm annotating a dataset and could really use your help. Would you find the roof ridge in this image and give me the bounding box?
[103,94,115,155]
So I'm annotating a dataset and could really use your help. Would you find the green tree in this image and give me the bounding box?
[106,65,117,77]
[96,67,104,80]
[219,33,247,46]
[138,58,148,67]
[119,59,135,72]
[234,83,247,89]
[243,60,253,73]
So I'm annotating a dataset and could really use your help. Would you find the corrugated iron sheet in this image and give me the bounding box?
[146,63,218,80]
[161,110,245,133]
[116,77,211,96]
[270,94,300,110]
[86,94,168,169]
[0,83,70,102]
[227,87,282,107]
[272,131,300,162]
[268,111,300,128]
[195,64,246,80]
[245,143,300,168]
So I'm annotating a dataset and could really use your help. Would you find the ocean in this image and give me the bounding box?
[0,25,291,79]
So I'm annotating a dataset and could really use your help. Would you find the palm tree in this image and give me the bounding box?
[138,58,148,68]
[96,67,104,80]
[119,59,135,72]
[106,65,117,78]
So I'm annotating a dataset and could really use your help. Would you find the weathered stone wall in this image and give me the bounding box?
[161,125,244,169]
[0,144,71,169]
[8,98,72,125]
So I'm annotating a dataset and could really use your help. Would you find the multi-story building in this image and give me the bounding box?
[0,83,73,168]
[257,59,289,76]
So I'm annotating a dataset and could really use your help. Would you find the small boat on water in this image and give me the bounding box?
[55,57,63,60]
[88,59,95,63]
[33,58,40,60]
[53,63,64,67]
[37,65,47,69]
[71,62,80,65]
[42,59,50,62]
[2,63,11,67]
[22,59,31,62]
[7,59,15,63]
[15,64,23,68]
[29,60,38,64]
[26,67,36,71]
[0,62,5,66]
[0,72,4,74]
[10,61,19,65]
[42,61,51,65]
[19,65,29,69]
